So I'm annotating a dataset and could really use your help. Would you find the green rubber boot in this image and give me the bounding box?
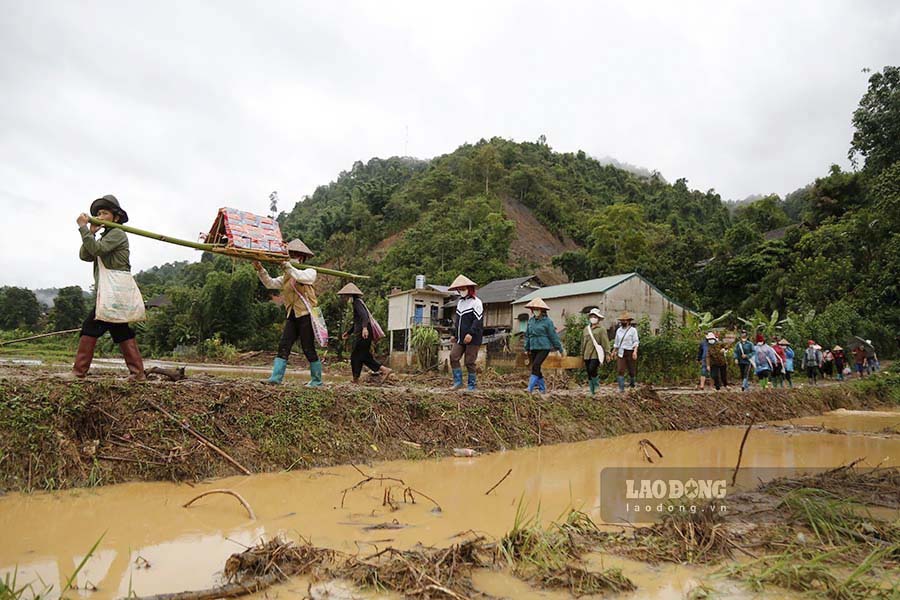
[306,360,323,387]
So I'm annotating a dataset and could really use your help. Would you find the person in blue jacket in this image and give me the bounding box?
[733,330,755,391]
[448,274,484,391]
[778,339,795,388]
[523,297,563,393]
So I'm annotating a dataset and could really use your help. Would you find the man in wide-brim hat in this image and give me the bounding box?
[253,238,324,387]
[338,283,392,384]
[71,195,146,381]
[523,297,563,394]
[612,311,639,391]
[447,274,483,391]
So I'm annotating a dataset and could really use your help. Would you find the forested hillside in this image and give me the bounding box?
[3,67,897,357]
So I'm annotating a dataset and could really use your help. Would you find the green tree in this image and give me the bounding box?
[53,286,87,330]
[850,66,900,174]
[0,287,42,330]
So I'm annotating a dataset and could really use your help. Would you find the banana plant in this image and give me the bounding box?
[694,310,732,331]
[737,309,792,337]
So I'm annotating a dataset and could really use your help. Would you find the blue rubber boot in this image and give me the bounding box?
[466,370,477,391]
[306,360,323,387]
[451,368,463,390]
[617,376,625,392]
[265,357,287,385]
[537,377,546,393]
[527,374,539,393]
[589,377,598,395]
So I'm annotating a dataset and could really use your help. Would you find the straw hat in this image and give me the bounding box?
[778,338,790,346]
[337,283,363,296]
[588,308,604,320]
[287,238,315,257]
[525,297,550,311]
[448,274,477,290]
[617,311,634,322]
[833,345,843,351]
[90,194,128,224]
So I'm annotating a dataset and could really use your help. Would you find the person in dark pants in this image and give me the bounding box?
[70,195,146,381]
[448,274,484,391]
[733,330,754,391]
[253,238,322,387]
[612,311,640,391]
[523,298,564,393]
[706,332,728,390]
[801,340,823,385]
[339,283,392,384]
[581,308,610,395]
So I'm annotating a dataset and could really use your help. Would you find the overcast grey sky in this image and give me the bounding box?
[1,1,898,289]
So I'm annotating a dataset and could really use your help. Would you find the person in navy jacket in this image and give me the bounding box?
[448,274,483,391]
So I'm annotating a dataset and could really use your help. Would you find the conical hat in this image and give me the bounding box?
[618,311,634,321]
[525,297,550,311]
[448,274,477,290]
[833,345,842,351]
[778,338,790,345]
[337,283,363,296]
[287,238,315,257]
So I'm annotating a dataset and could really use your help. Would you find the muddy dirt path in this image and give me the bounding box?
[3,407,898,599]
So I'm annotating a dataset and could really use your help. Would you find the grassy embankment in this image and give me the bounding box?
[0,373,897,493]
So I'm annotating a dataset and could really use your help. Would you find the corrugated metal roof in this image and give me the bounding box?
[513,273,636,303]
[477,276,539,304]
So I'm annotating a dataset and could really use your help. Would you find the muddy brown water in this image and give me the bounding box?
[3,408,899,599]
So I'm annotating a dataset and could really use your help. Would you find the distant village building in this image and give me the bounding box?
[386,279,453,358]
[512,272,691,334]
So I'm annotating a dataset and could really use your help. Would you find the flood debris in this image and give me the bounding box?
[638,438,663,463]
[497,505,636,595]
[484,468,512,495]
[182,489,256,520]
[761,461,900,509]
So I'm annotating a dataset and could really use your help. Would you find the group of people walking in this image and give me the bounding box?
[68,202,880,394]
[706,330,875,392]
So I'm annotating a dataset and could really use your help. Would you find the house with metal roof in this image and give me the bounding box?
[512,272,692,333]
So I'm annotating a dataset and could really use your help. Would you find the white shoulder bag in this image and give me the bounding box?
[585,325,605,363]
[96,258,146,323]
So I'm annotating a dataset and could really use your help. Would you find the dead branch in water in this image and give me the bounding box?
[340,463,406,508]
[485,468,513,495]
[731,419,755,487]
[183,489,256,520]
[638,439,663,463]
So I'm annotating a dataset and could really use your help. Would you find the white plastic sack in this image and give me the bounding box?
[95,259,146,323]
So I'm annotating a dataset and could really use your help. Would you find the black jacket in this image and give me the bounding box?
[344,297,371,337]
[453,296,484,346]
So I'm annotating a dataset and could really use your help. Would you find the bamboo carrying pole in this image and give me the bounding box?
[87,217,369,280]
[0,328,81,346]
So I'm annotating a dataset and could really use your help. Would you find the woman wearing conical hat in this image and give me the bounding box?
[253,238,323,387]
[338,283,392,384]
[612,311,639,392]
[448,274,483,391]
[523,297,563,394]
